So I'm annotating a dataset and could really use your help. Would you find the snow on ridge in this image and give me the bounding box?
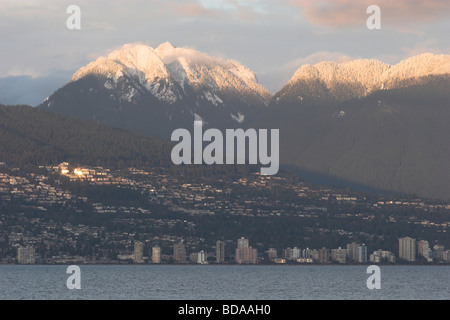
[154,42,270,103]
[288,53,450,96]
[68,41,272,106]
[204,90,223,106]
[231,112,245,123]
[156,41,229,67]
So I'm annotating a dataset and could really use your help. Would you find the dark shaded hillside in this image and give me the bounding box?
[0,104,256,178]
[38,74,265,140]
[37,43,271,140]
[0,104,171,169]
[256,76,450,200]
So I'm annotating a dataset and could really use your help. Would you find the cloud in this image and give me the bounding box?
[167,0,282,22]
[168,1,210,17]
[283,51,355,69]
[156,43,229,65]
[400,38,450,59]
[288,0,450,29]
[83,21,115,31]
[1,0,449,100]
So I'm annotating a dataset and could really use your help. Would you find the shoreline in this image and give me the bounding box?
[1,263,448,267]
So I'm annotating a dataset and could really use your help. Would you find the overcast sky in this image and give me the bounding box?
[1,0,449,105]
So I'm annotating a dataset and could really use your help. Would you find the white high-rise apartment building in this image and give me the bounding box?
[358,244,367,263]
[237,237,249,249]
[17,246,35,264]
[197,250,207,264]
[152,246,161,264]
[399,237,416,262]
[134,241,144,263]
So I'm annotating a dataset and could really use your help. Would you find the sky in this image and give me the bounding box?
[1,0,449,106]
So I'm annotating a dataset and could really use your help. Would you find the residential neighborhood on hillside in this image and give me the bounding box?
[1,162,448,265]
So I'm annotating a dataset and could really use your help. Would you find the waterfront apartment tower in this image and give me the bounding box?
[197,250,207,264]
[237,237,249,249]
[235,237,257,264]
[318,247,330,264]
[399,237,416,262]
[267,248,278,261]
[173,241,187,263]
[134,241,144,263]
[358,244,368,263]
[417,240,432,262]
[331,247,347,264]
[347,242,359,262]
[216,240,225,263]
[152,246,161,264]
[292,247,301,260]
[236,247,257,264]
[17,246,35,264]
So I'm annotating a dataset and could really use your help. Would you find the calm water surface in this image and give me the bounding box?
[0,265,448,300]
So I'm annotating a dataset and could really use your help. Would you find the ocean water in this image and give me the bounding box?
[0,265,448,300]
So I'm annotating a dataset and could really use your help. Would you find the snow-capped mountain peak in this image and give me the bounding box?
[41,42,271,139]
[68,42,270,106]
[72,43,167,81]
[69,43,179,103]
[155,41,176,58]
[283,53,450,103]
[107,43,168,76]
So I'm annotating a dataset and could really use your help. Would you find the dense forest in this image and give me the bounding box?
[0,104,255,177]
[257,76,450,200]
[0,104,171,169]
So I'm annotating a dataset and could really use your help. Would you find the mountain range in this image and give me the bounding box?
[262,53,450,200]
[15,44,450,200]
[39,42,270,139]
[273,53,450,106]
